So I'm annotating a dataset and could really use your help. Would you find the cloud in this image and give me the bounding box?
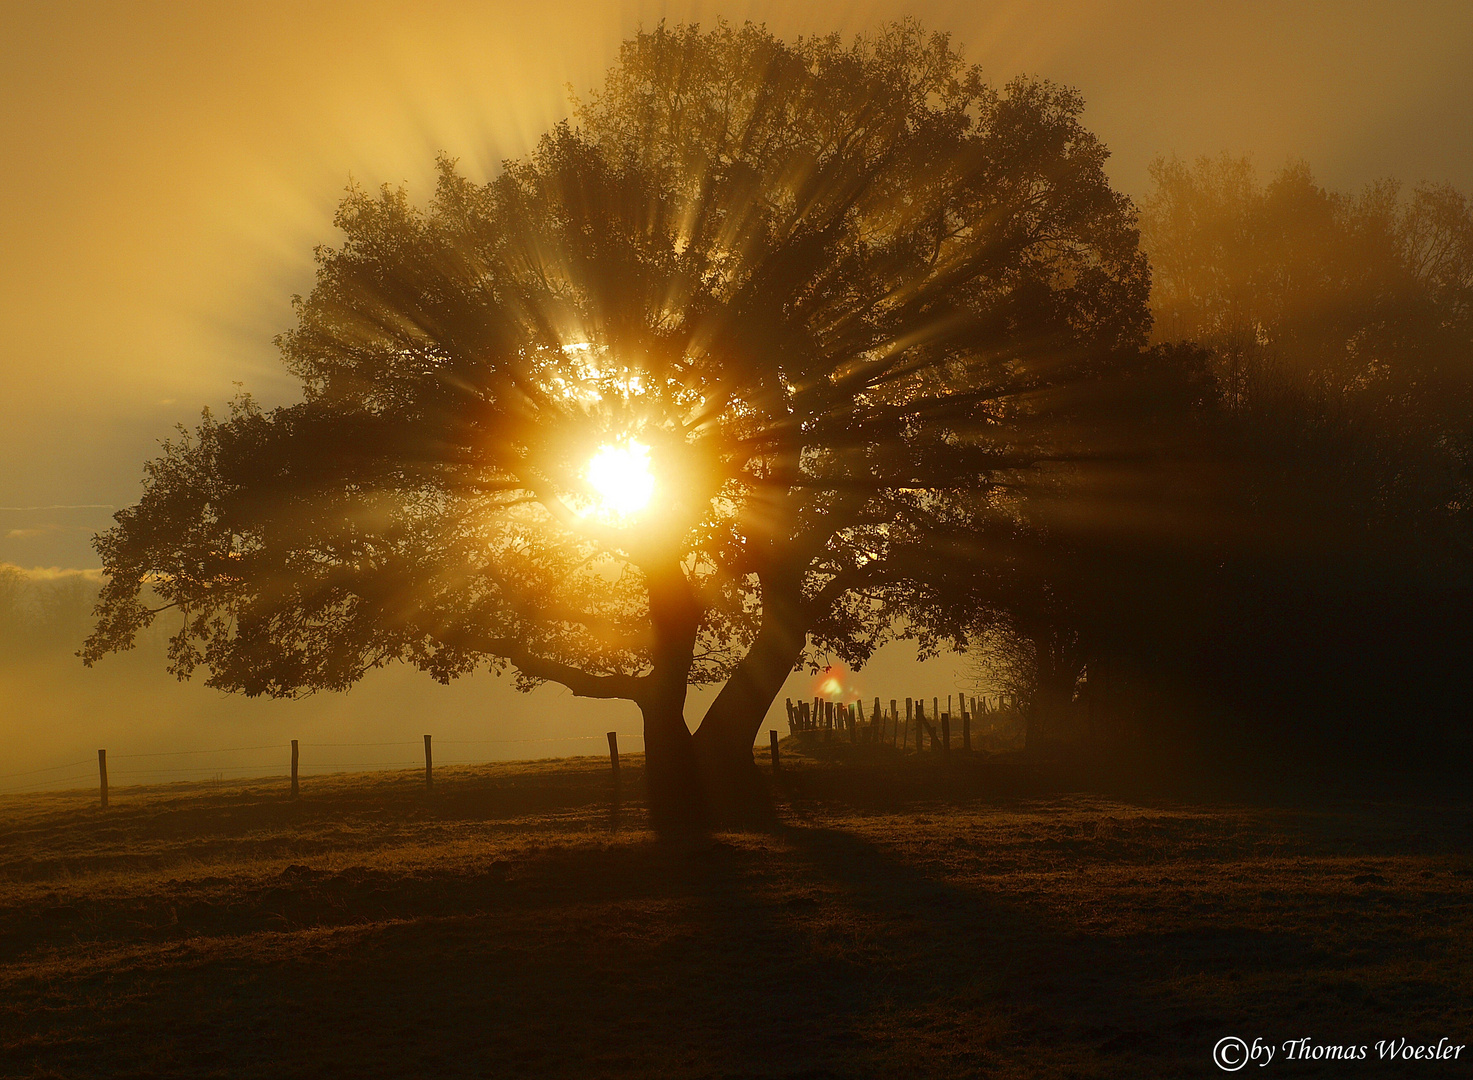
[0,505,115,511]
[0,562,104,583]
[6,524,104,538]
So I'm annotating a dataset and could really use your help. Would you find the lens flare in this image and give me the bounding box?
[815,664,855,698]
[585,440,654,518]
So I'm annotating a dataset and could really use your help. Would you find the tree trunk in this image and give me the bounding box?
[692,578,808,823]
[1024,693,1054,755]
[639,560,709,834]
[1025,631,1081,756]
[639,676,708,835]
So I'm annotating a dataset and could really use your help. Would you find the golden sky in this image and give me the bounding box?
[0,0,1470,783]
[2,0,1471,568]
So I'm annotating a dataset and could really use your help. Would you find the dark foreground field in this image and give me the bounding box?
[1,748,1470,1079]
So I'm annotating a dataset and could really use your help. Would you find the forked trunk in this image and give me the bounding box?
[692,584,808,823]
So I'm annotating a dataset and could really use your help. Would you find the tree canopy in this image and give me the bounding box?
[1143,155,1473,421]
[84,21,1155,825]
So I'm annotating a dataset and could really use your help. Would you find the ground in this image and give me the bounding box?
[0,746,1469,1078]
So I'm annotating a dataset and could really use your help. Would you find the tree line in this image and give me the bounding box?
[971,154,1473,767]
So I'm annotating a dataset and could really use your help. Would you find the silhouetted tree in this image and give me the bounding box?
[84,21,1153,825]
[958,160,1473,768]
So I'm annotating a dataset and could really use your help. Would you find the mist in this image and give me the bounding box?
[0,564,964,790]
[0,564,637,792]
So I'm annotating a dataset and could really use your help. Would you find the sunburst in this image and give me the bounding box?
[585,440,655,518]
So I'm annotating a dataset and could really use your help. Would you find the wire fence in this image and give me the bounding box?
[0,733,648,796]
[2,691,1001,798]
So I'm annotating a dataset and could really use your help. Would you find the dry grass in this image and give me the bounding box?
[0,747,1469,1078]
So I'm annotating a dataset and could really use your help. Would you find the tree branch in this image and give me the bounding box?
[480,636,648,702]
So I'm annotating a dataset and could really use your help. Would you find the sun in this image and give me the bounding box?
[585,439,655,518]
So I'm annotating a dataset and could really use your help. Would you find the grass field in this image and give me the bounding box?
[1,746,1469,1078]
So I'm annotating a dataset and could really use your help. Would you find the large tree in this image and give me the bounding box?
[83,22,1151,826]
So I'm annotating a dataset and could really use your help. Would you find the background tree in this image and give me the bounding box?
[965,602,1084,751]
[84,21,1153,824]
[1141,160,1473,757]
[1143,154,1473,427]
[956,159,1473,767]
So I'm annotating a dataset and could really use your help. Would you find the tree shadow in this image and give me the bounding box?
[8,774,1472,1078]
[3,807,1378,1079]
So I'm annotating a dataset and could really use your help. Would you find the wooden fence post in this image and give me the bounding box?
[963,706,972,751]
[290,740,299,799]
[607,731,621,820]
[770,729,780,770]
[890,700,899,747]
[905,698,913,750]
[423,734,433,791]
[97,749,107,809]
[849,702,857,744]
[941,710,951,758]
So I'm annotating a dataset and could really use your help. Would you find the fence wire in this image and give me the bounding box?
[0,734,647,796]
